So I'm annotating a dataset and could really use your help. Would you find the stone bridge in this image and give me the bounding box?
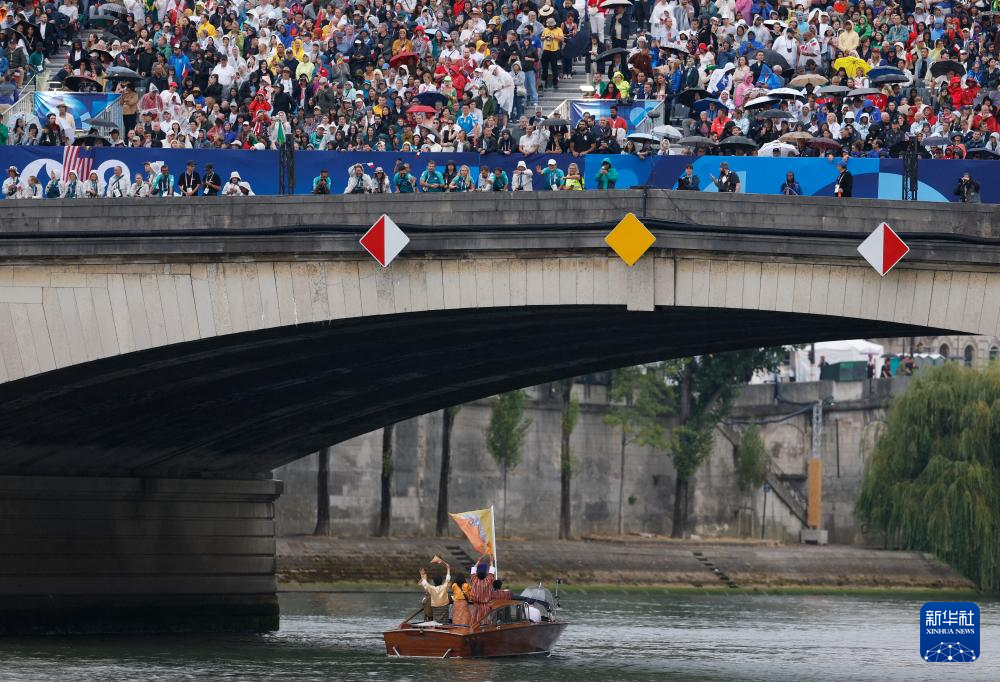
[0,190,994,634]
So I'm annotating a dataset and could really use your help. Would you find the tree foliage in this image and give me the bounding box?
[668,350,785,481]
[857,363,1000,590]
[734,423,768,494]
[487,390,531,472]
[604,365,675,451]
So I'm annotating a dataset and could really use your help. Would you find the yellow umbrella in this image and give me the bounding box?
[833,56,871,77]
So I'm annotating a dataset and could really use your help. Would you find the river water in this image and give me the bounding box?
[0,591,996,681]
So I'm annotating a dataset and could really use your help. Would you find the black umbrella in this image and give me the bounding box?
[596,47,630,61]
[889,138,931,157]
[872,73,909,85]
[718,136,758,150]
[675,87,710,107]
[539,117,570,127]
[107,66,140,79]
[922,136,950,147]
[817,85,850,95]
[677,135,716,148]
[74,134,110,147]
[64,75,103,92]
[760,49,791,72]
[89,48,113,62]
[755,109,794,120]
[966,147,1000,159]
[930,60,965,78]
[847,87,882,98]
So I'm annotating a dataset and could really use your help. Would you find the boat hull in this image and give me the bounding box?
[383,621,567,658]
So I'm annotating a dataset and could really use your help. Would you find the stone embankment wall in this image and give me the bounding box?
[274,378,908,544]
[276,536,970,590]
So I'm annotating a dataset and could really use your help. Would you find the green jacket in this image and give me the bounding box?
[595,161,618,189]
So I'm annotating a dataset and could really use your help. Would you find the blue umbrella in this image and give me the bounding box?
[867,66,904,82]
[691,97,724,113]
[414,91,450,108]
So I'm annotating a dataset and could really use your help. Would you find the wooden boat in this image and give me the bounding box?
[383,595,567,658]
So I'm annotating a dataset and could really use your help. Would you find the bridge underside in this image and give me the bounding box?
[0,305,948,478]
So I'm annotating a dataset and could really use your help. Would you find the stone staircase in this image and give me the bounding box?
[535,58,589,116]
[39,28,104,90]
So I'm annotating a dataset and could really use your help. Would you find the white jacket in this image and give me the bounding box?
[344,173,374,193]
[2,176,22,198]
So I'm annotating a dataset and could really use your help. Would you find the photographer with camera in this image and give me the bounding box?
[954,172,981,204]
[222,171,254,196]
[2,166,22,199]
[313,169,332,194]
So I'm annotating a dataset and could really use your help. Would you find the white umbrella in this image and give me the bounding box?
[652,124,682,140]
[767,87,807,101]
[744,95,779,110]
[757,142,799,158]
[601,0,632,6]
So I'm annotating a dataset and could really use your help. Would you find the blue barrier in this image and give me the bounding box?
[0,147,996,203]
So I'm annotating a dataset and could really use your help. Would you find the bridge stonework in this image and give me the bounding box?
[0,253,994,384]
[0,191,994,635]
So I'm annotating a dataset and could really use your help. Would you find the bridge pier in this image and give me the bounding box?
[0,475,282,635]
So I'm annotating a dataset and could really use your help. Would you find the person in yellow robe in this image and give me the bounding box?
[450,573,473,626]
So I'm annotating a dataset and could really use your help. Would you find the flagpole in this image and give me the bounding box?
[491,504,499,577]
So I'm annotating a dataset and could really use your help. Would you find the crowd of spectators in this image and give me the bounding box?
[0,0,998,162]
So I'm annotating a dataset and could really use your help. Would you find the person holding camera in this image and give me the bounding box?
[345,164,373,194]
[2,166,22,199]
[222,171,254,196]
[954,172,981,203]
[38,115,62,146]
[371,167,392,193]
[313,169,332,194]
[511,160,533,191]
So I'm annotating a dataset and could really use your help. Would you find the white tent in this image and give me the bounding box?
[794,339,884,382]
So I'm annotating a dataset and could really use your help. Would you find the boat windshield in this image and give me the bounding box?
[484,603,530,627]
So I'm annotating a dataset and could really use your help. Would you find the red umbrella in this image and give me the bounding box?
[407,104,437,114]
[390,51,420,68]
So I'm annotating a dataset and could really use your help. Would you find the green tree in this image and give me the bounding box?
[733,424,768,494]
[857,363,1000,590]
[558,380,581,539]
[604,366,673,535]
[436,405,462,536]
[667,350,784,538]
[487,390,532,536]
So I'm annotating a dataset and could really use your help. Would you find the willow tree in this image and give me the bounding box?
[486,390,532,536]
[857,363,1000,590]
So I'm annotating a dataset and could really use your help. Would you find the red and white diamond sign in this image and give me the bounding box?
[360,214,409,267]
[858,222,909,276]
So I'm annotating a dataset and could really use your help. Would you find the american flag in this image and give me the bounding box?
[62,146,95,182]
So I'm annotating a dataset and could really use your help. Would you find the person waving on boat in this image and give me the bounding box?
[418,562,451,623]
[469,558,495,628]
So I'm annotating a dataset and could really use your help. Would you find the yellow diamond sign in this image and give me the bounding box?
[605,213,655,266]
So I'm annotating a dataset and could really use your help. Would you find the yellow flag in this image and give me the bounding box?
[449,507,495,557]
